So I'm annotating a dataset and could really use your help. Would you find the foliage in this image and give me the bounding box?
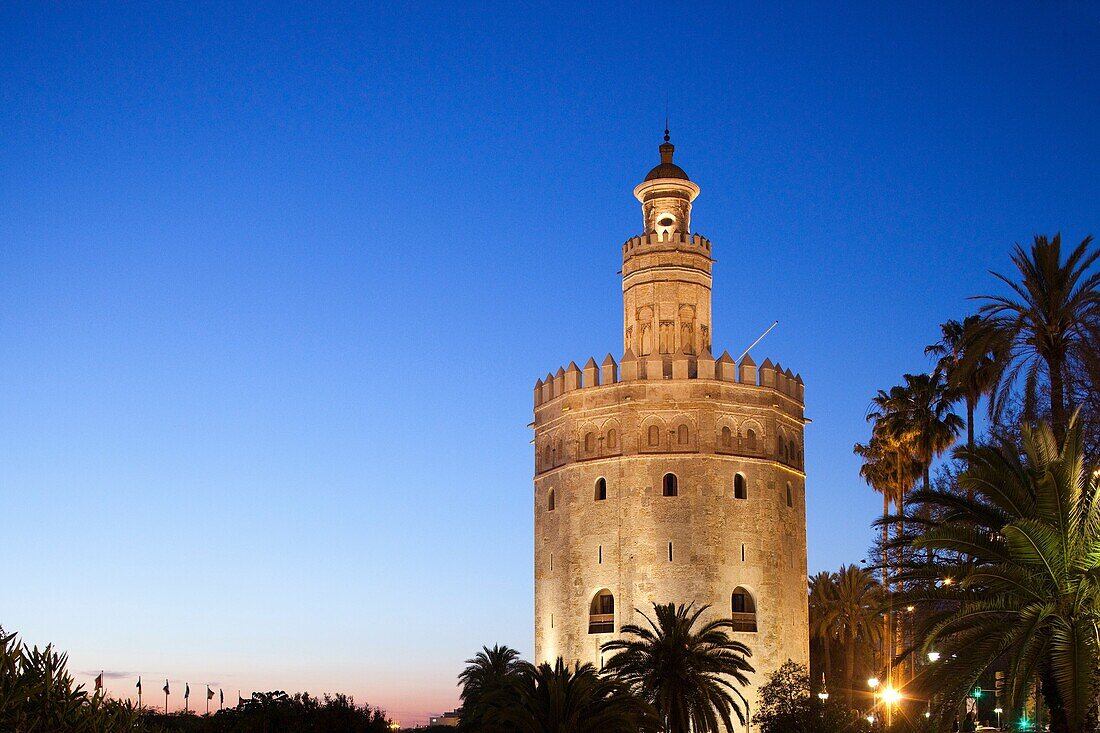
[457,644,521,732]
[600,602,754,733]
[140,691,391,732]
[752,660,871,733]
[892,415,1100,733]
[488,659,659,733]
[973,233,1100,443]
[0,627,140,733]
[808,570,838,685]
[926,315,1003,457]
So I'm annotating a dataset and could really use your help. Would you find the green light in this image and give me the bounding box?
[972,688,982,698]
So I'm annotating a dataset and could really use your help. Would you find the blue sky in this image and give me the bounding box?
[2,1,1098,724]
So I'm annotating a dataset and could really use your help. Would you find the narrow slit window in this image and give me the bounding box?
[598,545,602,564]
[734,473,747,500]
[668,542,673,562]
[786,482,793,507]
[548,489,555,511]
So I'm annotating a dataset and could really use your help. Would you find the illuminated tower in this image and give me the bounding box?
[532,133,809,709]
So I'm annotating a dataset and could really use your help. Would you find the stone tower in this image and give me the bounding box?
[532,133,809,709]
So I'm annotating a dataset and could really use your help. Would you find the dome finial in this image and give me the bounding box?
[664,114,670,144]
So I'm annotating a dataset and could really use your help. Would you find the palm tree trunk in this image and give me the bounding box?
[966,395,975,454]
[823,637,832,692]
[1050,352,1067,445]
[882,492,891,677]
[846,630,857,705]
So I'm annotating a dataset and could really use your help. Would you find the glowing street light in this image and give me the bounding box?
[881,686,902,706]
[817,673,829,701]
[927,651,941,662]
[994,706,1003,728]
[868,677,880,689]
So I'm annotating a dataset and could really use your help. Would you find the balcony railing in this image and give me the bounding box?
[588,614,614,634]
[731,612,757,632]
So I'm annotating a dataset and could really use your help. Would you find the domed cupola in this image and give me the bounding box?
[633,129,700,238]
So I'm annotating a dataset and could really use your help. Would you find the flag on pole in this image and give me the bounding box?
[136,677,142,693]
[207,686,214,700]
[95,672,104,691]
[220,689,224,705]
[185,683,190,700]
[163,680,170,695]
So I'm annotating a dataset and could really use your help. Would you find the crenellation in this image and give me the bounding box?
[564,362,581,392]
[620,349,639,381]
[533,351,806,407]
[582,357,600,388]
[697,347,716,379]
[716,351,737,382]
[600,353,617,384]
[739,353,757,384]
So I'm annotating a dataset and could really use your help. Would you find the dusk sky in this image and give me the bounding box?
[3,2,1099,725]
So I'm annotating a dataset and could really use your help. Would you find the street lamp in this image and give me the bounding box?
[817,674,829,702]
[994,706,1003,729]
[927,651,941,663]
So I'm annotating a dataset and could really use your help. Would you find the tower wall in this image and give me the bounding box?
[533,355,809,710]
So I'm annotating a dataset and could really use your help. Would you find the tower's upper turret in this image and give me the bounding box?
[633,129,700,237]
[622,132,711,358]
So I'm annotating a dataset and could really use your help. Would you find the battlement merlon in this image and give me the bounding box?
[533,351,804,410]
[622,231,712,260]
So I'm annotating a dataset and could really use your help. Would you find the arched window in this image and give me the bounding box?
[648,425,660,446]
[731,587,757,632]
[557,438,564,461]
[663,473,678,497]
[584,432,594,453]
[746,429,758,450]
[786,482,794,508]
[595,477,607,501]
[677,424,689,445]
[548,489,555,511]
[721,426,732,447]
[607,429,618,450]
[734,473,747,500]
[542,445,551,468]
[778,435,786,461]
[589,589,615,634]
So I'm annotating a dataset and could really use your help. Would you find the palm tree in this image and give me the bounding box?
[854,431,920,672]
[896,372,964,493]
[601,602,754,733]
[925,315,1002,456]
[896,414,1100,733]
[974,233,1100,443]
[808,571,838,688]
[831,565,884,704]
[457,644,521,731]
[491,659,659,733]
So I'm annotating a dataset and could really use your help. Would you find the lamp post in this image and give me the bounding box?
[994,706,1002,729]
[817,673,829,702]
